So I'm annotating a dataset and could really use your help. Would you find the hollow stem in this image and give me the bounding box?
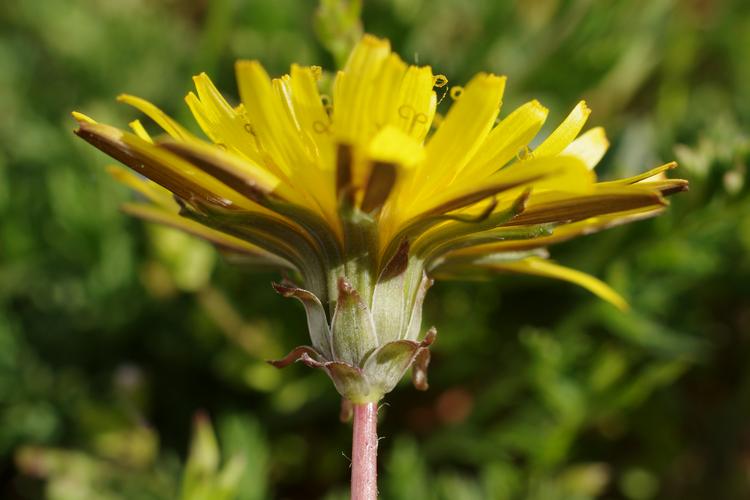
[351,402,378,500]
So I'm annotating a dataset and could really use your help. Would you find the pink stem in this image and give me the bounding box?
[351,402,378,500]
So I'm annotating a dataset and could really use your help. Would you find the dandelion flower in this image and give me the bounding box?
[73,34,687,405]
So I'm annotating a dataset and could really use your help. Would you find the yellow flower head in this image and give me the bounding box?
[74,35,687,402]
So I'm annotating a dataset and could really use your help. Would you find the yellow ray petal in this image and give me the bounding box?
[411,190,530,258]
[561,127,609,170]
[507,185,665,226]
[156,137,284,199]
[236,60,335,224]
[489,256,628,310]
[368,53,407,138]
[117,94,194,141]
[381,155,591,250]
[75,121,255,210]
[235,60,302,176]
[332,34,392,145]
[439,155,593,216]
[392,64,436,142]
[106,165,176,209]
[512,153,597,194]
[273,75,338,213]
[368,125,425,167]
[128,119,153,143]
[420,73,507,190]
[534,100,591,157]
[289,64,335,169]
[121,202,286,262]
[121,137,263,210]
[71,111,97,124]
[186,73,269,168]
[599,161,678,186]
[461,99,549,178]
[447,205,665,256]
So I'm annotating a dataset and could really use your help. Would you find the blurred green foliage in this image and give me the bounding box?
[1,0,749,498]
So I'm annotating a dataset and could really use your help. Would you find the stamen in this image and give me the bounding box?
[320,94,334,117]
[449,86,463,100]
[436,87,450,106]
[432,74,448,88]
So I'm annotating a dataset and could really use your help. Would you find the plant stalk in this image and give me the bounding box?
[351,402,378,500]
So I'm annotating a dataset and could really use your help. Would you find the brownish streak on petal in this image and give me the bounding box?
[439,197,499,223]
[361,161,397,213]
[160,140,270,203]
[75,123,231,209]
[507,191,666,226]
[641,179,690,196]
[121,202,282,261]
[425,173,547,217]
[444,205,665,258]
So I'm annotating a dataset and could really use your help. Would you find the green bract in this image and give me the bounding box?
[270,211,435,403]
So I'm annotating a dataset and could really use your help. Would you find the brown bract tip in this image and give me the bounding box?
[412,348,432,391]
[271,281,295,297]
[661,179,690,196]
[337,276,357,298]
[268,346,323,368]
[421,326,437,347]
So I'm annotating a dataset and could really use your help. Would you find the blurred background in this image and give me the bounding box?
[1,0,749,498]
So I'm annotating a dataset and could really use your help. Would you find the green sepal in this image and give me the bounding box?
[370,240,413,344]
[363,327,437,396]
[403,272,433,341]
[330,277,379,366]
[272,281,333,359]
[268,328,437,402]
[324,362,377,402]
